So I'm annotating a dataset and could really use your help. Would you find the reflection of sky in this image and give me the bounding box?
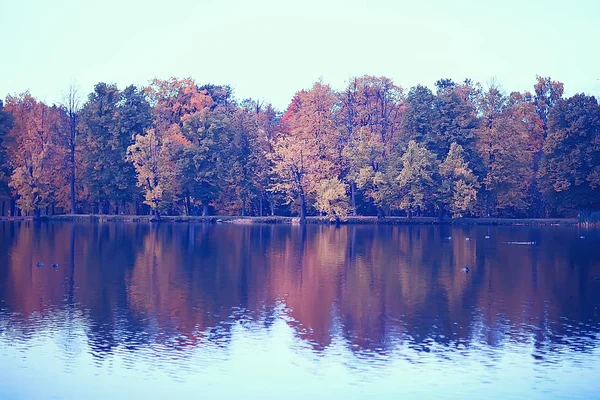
[2,315,599,400]
[2,223,600,398]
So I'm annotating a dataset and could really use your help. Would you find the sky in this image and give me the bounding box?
[1,0,599,110]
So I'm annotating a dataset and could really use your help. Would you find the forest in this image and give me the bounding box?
[0,76,598,221]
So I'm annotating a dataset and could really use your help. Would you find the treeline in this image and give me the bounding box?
[0,76,599,220]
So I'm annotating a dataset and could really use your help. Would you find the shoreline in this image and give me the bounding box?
[0,215,581,226]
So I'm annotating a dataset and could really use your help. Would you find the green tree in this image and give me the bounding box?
[396,140,438,216]
[339,76,403,216]
[401,85,438,149]
[78,83,147,214]
[0,100,15,204]
[433,79,480,162]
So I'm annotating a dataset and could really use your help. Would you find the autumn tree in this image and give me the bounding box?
[314,177,351,222]
[534,76,564,132]
[145,78,231,215]
[539,94,600,214]
[476,85,535,216]
[271,82,339,222]
[127,127,182,217]
[4,93,69,216]
[437,143,478,218]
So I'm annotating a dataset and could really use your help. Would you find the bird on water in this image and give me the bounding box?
[36,262,44,267]
[460,267,470,273]
[52,263,58,268]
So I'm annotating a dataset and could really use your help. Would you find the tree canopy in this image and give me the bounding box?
[1,75,598,219]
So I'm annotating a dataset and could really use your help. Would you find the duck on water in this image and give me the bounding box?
[35,262,58,268]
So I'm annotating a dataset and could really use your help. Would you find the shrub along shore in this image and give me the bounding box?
[0,215,579,226]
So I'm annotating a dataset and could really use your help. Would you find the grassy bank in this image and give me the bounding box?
[0,214,580,226]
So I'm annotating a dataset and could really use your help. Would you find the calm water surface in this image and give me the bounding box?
[1,222,599,399]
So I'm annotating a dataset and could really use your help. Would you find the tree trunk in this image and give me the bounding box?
[151,208,162,222]
[350,182,357,216]
[270,199,275,216]
[1,200,5,217]
[241,198,246,217]
[185,194,191,216]
[377,206,385,220]
[70,146,76,214]
[300,193,307,224]
[259,196,263,217]
[485,191,492,217]
[10,198,15,217]
[202,203,209,216]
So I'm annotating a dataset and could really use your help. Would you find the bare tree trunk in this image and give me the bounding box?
[350,182,357,216]
[65,84,80,215]
[300,192,307,224]
[259,196,263,217]
[185,194,191,216]
[202,203,209,216]
[10,198,15,216]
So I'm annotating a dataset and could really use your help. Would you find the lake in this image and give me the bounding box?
[0,221,599,399]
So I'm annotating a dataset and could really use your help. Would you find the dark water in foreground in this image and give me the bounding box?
[0,222,599,399]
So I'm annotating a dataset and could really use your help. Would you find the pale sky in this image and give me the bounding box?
[1,0,599,110]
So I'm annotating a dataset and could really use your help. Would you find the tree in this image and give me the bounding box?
[127,127,181,217]
[271,82,339,222]
[507,90,545,215]
[534,76,564,130]
[539,94,600,214]
[177,98,231,216]
[314,177,351,222]
[4,93,69,216]
[63,84,80,214]
[476,86,535,216]
[432,79,480,161]
[0,100,15,215]
[78,83,149,214]
[339,76,403,216]
[437,143,478,218]
[401,85,438,149]
[396,140,438,216]
[344,127,396,217]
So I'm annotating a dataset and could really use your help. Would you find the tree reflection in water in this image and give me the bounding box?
[1,221,599,365]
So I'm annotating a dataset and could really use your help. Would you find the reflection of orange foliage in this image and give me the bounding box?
[127,229,197,339]
[4,223,71,316]
[2,222,599,354]
[268,226,348,348]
